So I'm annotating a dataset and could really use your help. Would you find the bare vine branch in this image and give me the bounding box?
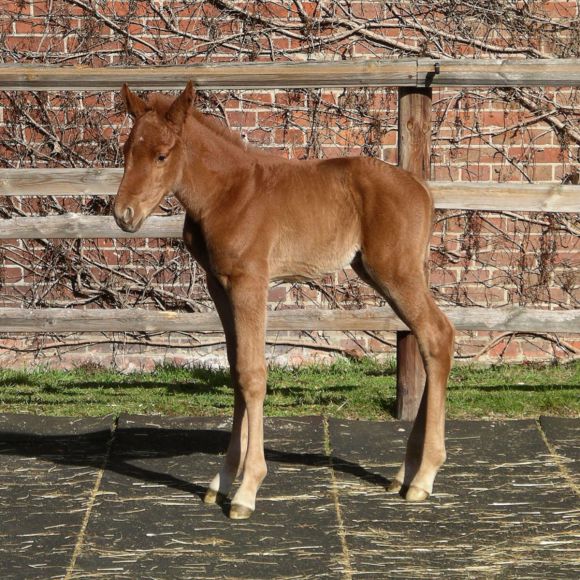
[0,0,577,364]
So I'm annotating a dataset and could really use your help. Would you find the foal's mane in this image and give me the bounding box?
[147,93,248,151]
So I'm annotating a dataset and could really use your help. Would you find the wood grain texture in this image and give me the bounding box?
[0,214,185,239]
[0,59,419,90]
[3,169,578,213]
[0,306,576,333]
[418,57,580,87]
[396,86,431,420]
[0,168,124,196]
[2,58,580,90]
[428,181,580,212]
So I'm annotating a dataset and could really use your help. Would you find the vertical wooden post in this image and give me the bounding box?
[396,87,432,421]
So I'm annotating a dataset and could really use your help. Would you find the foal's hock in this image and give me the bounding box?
[113,82,454,519]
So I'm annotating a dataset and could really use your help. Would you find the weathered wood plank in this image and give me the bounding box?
[0,168,124,196]
[418,57,580,87]
[396,86,431,420]
[0,306,576,333]
[2,169,578,212]
[428,182,580,212]
[2,58,580,91]
[1,189,577,240]
[0,60,419,90]
[0,214,185,239]
[448,307,579,333]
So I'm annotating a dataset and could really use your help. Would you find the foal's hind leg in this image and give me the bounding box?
[355,255,454,500]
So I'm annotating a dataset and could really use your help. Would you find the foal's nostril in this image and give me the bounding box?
[123,206,134,223]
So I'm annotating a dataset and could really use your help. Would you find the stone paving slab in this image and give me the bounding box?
[328,418,579,579]
[0,414,114,580]
[0,415,577,579]
[72,415,343,579]
[540,416,579,478]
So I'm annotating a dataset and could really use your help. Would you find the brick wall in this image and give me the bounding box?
[0,1,578,369]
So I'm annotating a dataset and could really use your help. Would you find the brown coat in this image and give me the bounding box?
[114,82,454,519]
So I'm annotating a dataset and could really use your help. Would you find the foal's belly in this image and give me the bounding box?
[267,180,362,283]
[269,239,360,282]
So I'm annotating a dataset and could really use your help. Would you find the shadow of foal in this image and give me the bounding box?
[0,423,392,519]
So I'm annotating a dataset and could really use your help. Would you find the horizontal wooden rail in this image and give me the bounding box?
[0,215,184,240]
[0,306,577,334]
[1,169,578,220]
[3,192,579,241]
[1,58,580,90]
[3,192,578,240]
[0,168,124,196]
[428,182,580,213]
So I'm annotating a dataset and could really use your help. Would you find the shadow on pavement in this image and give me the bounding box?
[0,423,392,503]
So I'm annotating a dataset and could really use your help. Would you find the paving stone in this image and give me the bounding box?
[540,416,579,479]
[3,415,577,579]
[0,414,114,580]
[329,419,579,579]
[72,415,344,579]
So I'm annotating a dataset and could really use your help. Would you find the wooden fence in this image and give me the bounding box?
[1,58,579,420]
[3,58,580,89]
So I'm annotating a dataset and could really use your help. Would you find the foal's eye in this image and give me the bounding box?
[157,154,167,162]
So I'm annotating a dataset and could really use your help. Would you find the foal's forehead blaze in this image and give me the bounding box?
[126,113,176,155]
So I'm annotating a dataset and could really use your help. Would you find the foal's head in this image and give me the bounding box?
[113,82,194,233]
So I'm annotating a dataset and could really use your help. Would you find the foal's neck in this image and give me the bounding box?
[175,117,252,220]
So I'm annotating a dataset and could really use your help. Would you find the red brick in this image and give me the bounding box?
[274,128,305,145]
[247,128,272,145]
[227,111,257,128]
[460,165,491,181]
[0,1,576,366]
[275,92,306,107]
[13,20,44,34]
[2,267,23,283]
[268,286,287,302]
[243,92,274,105]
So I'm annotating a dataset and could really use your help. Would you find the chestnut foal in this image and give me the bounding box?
[113,82,454,520]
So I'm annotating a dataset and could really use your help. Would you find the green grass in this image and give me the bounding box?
[0,358,577,419]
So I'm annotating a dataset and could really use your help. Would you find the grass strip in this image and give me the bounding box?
[0,358,577,419]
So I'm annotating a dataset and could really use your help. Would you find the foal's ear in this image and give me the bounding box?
[166,81,195,132]
[121,84,149,120]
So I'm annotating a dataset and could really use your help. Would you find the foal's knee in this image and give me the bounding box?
[237,366,267,402]
[439,316,455,360]
[425,314,454,367]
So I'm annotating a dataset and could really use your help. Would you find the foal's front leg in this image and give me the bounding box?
[203,275,248,505]
[204,388,248,505]
[226,274,269,519]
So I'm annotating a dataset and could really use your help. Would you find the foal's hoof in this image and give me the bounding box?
[204,489,227,505]
[405,485,430,502]
[387,479,403,493]
[229,504,254,520]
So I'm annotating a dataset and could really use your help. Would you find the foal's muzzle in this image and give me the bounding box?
[113,204,142,233]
